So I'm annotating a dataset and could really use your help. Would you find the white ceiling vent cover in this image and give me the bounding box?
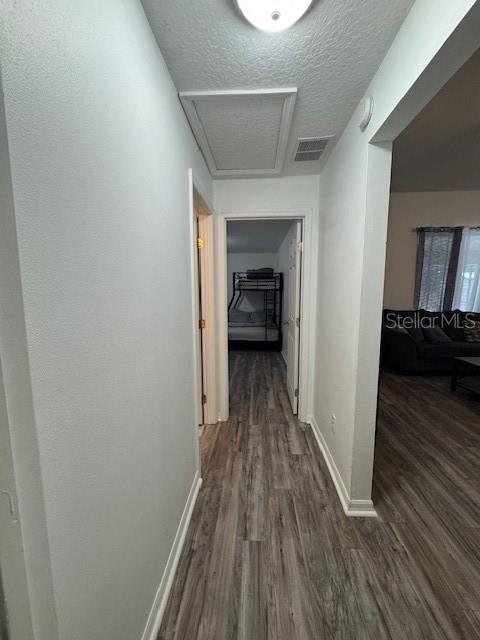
[294,136,333,161]
[179,88,297,177]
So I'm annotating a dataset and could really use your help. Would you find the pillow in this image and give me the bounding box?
[443,324,465,341]
[407,327,424,342]
[249,310,266,325]
[385,326,409,335]
[423,327,451,343]
[228,309,250,325]
[465,321,480,343]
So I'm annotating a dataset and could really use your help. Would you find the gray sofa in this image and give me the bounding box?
[382,309,480,373]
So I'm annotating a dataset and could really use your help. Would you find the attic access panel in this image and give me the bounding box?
[179,88,297,177]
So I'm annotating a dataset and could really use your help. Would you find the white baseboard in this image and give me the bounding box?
[307,415,377,518]
[141,471,202,640]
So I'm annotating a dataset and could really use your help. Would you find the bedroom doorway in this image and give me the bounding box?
[225,218,303,414]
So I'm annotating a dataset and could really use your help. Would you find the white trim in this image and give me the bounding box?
[307,415,377,518]
[141,472,202,640]
[188,171,203,469]
[193,188,218,425]
[189,170,218,430]
[216,208,318,423]
[179,88,297,178]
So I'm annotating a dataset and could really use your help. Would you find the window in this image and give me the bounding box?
[414,227,480,312]
[453,228,480,312]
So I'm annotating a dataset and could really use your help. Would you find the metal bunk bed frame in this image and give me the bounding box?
[228,271,283,350]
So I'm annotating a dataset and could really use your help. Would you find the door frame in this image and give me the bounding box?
[188,170,217,428]
[216,208,317,424]
[286,220,303,414]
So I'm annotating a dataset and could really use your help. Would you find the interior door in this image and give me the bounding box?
[194,214,205,424]
[286,221,302,414]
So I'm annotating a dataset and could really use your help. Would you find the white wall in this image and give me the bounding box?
[384,191,480,309]
[214,176,320,214]
[313,0,480,510]
[0,2,211,640]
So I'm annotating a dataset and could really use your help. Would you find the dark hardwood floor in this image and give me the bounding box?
[158,352,480,640]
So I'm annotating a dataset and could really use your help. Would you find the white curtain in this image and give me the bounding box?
[453,228,480,312]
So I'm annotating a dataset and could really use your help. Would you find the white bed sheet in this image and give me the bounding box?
[228,325,280,342]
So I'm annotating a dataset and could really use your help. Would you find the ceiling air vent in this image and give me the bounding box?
[294,136,333,162]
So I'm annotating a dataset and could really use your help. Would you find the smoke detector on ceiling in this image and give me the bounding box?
[294,136,333,162]
[359,96,374,130]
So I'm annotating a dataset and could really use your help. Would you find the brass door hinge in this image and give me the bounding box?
[297,241,304,252]
[295,317,300,328]
[202,394,207,405]
[197,237,204,249]
[199,319,206,329]
[294,388,299,398]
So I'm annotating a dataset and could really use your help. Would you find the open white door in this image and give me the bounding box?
[286,221,302,414]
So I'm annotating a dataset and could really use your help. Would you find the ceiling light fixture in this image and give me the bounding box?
[235,0,313,32]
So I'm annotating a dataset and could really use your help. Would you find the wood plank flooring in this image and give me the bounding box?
[158,352,480,640]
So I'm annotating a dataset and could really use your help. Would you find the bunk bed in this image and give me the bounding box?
[228,270,283,350]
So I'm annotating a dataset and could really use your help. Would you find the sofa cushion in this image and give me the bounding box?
[420,310,443,327]
[423,327,451,343]
[416,342,455,359]
[385,326,409,336]
[443,325,465,341]
[441,310,464,341]
[407,327,424,342]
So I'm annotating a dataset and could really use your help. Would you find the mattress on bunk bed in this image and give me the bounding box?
[228,309,279,341]
[228,309,266,326]
[228,325,280,342]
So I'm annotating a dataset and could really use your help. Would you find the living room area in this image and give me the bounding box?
[382,47,480,385]
[370,47,480,629]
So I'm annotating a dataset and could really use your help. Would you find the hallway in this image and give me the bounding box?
[158,352,480,640]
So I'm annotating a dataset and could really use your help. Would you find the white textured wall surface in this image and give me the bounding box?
[384,191,480,309]
[214,175,320,214]
[315,117,368,494]
[0,72,55,640]
[0,2,211,640]
[314,0,478,504]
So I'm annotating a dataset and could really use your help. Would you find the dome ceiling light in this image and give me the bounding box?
[235,0,314,32]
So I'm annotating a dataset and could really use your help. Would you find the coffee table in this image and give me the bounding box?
[451,356,480,399]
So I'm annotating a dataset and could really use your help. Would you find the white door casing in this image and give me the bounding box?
[286,221,302,414]
[216,209,317,424]
[190,177,217,427]
[193,214,204,424]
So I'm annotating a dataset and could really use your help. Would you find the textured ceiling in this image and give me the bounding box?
[227,220,293,253]
[142,0,414,177]
[196,94,283,170]
[391,48,480,192]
